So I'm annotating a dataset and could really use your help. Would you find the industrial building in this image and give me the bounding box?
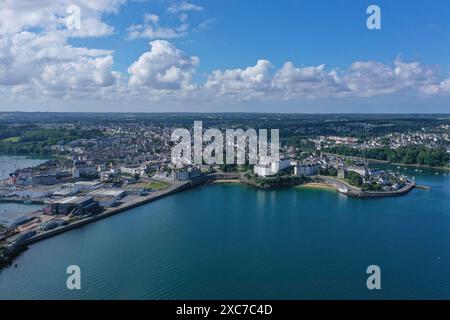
[88,188,125,207]
[73,181,102,192]
[50,196,99,216]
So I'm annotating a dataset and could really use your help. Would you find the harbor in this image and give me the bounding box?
[1,167,449,299]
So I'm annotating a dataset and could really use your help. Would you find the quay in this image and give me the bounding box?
[21,180,191,246]
[314,175,416,198]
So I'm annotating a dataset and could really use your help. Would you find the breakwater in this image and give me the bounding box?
[314,175,416,198]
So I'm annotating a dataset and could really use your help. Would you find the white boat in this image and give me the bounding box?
[338,187,348,194]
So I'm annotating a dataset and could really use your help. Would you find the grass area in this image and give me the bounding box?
[1,136,20,143]
[143,180,170,190]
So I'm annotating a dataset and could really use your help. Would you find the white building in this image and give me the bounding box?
[120,165,147,177]
[254,157,292,177]
[74,181,102,192]
[72,161,97,178]
[294,163,320,176]
[271,158,291,173]
[253,164,273,177]
[88,188,125,207]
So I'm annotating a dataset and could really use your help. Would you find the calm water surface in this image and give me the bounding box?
[0,156,47,222]
[0,165,449,299]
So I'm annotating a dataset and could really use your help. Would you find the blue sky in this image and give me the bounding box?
[1,0,450,112]
[75,0,450,75]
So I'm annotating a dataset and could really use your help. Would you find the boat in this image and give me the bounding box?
[23,199,32,205]
[338,187,348,194]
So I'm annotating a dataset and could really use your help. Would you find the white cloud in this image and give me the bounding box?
[0,0,449,109]
[0,0,124,36]
[344,59,439,97]
[127,1,208,41]
[205,60,273,99]
[273,62,347,99]
[128,40,199,90]
[204,58,449,101]
[127,13,188,40]
[167,1,203,14]
[0,0,125,101]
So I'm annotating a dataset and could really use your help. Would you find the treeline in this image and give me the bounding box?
[0,127,104,155]
[326,145,450,167]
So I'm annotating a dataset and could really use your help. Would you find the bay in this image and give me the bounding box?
[0,165,449,299]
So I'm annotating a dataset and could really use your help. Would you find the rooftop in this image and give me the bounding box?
[54,196,93,205]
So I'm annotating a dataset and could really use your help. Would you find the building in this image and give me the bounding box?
[72,160,97,178]
[88,188,125,207]
[338,167,347,179]
[73,181,102,192]
[171,169,189,181]
[347,165,369,177]
[327,136,358,144]
[187,166,202,180]
[14,188,50,199]
[271,158,291,174]
[50,196,99,216]
[253,164,273,177]
[254,157,292,177]
[120,164,147,177]
[294,163,320,176]
[100,170,117,182]
[31,174,57,185]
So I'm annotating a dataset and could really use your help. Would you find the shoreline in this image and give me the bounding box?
[390,162,450,171]
[210,179,242,184]
[0,180,191,268]
[297,183,336,191]
[22,181,191,247]
[324,152,450,171]
[0,172,419,269]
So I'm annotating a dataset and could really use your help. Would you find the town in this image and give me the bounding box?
[1,113,449,267]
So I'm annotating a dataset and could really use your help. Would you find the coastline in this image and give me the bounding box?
[210,179,242,184]
[296,183,336,191]
[22,181,191,247]
[391,162,450,171]
[324,152,450,171]
[0,171,418,269]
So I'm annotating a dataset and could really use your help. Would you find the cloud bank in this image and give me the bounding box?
[0,0,449,110]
